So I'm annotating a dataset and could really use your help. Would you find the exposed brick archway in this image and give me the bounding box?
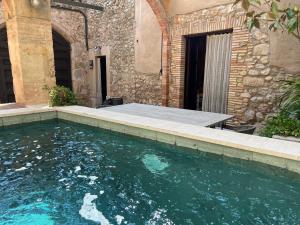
[146,0,170,106]
[145,0,168,34]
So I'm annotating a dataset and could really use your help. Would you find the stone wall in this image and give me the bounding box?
[0,0,163,106]
[168,3,299,124]
[161,0,233,16]
[87,0,162,105]
[53,0,162,105]
[51,9,90,105]
[242,24,297,124]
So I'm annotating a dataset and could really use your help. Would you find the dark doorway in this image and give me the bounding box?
[184,35,206,110]
[0,28,15,104]
[52,30,72,90]
[99,56,107,102]
[0,28,72,104]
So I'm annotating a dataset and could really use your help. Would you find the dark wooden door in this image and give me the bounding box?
[0,28,15,103]
[100,56,107,102]
[53,30,72,90]
[184,35,207,110]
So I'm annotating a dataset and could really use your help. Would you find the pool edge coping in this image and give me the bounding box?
[1,106,300,174]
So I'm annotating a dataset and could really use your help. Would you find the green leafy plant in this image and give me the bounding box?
[280,77,300,119]
[45,85,78,107]
[260,111,300,137]
[234,0,300,40]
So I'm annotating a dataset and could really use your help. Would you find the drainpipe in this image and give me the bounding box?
[51,5,89,50]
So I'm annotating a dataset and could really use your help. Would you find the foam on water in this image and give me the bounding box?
[88,176,98,185]
[15,167,27,172]
[115,215,125,224]
[75,166,81,173]
[79,193,112,225]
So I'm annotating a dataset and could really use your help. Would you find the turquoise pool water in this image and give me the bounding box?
[1,120,300,225]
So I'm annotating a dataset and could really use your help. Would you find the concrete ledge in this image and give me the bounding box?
[273,135,300,143]
[0,107,56,126]
[1,105,300,174]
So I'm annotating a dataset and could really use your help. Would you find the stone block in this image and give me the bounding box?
[253,153,287,169]
[256,112,264,122]
[245,109,255,121]
[40,112,57,121]
[248,69,259,76]
[286,159,300,174]
[253,43,269,56]
[124,125,141,137]
[240,92,251,98]
[223,147,253,160]
[260,68,271,76]
[22,113,41,123]
[243,77,264,87]
[255,64,265,69]
[175,136,198,149]
[2,115,23,126]
[139,128,157,140]
[250,96,263,103]
[110,123,125,133]
[97,120,111,130]
[197,141,224,155]
[156,132,176,144]
[74,115,97,127]
[57,112,73,121]
[265,76,273,81]
[260,56,269,64]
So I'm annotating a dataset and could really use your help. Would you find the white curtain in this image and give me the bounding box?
[202,33,232,114]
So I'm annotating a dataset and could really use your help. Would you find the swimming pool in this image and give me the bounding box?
[1,120,300,224]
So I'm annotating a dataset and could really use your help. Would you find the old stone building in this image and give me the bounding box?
[0,0,299,125]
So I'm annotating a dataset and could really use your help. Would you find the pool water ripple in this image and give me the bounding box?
[0,120,300,225]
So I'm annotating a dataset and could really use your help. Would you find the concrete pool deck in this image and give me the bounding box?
[101,103,233,127]
[0,104,300,173]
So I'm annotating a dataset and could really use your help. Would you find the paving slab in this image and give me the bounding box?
[101,103,233,127]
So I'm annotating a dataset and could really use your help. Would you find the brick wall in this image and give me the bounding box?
[169,4,249,123]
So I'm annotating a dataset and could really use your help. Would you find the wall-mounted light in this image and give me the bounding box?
[94,46,102,55]
[30,0,46,9]
[89,60,94,70]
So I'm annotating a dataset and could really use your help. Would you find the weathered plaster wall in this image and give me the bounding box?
[161,0,233,16]
[87,0,162,105]
[135,0,161,74]
[270,32,300,73]
[269,0,300,73]
[0,2,4,25]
